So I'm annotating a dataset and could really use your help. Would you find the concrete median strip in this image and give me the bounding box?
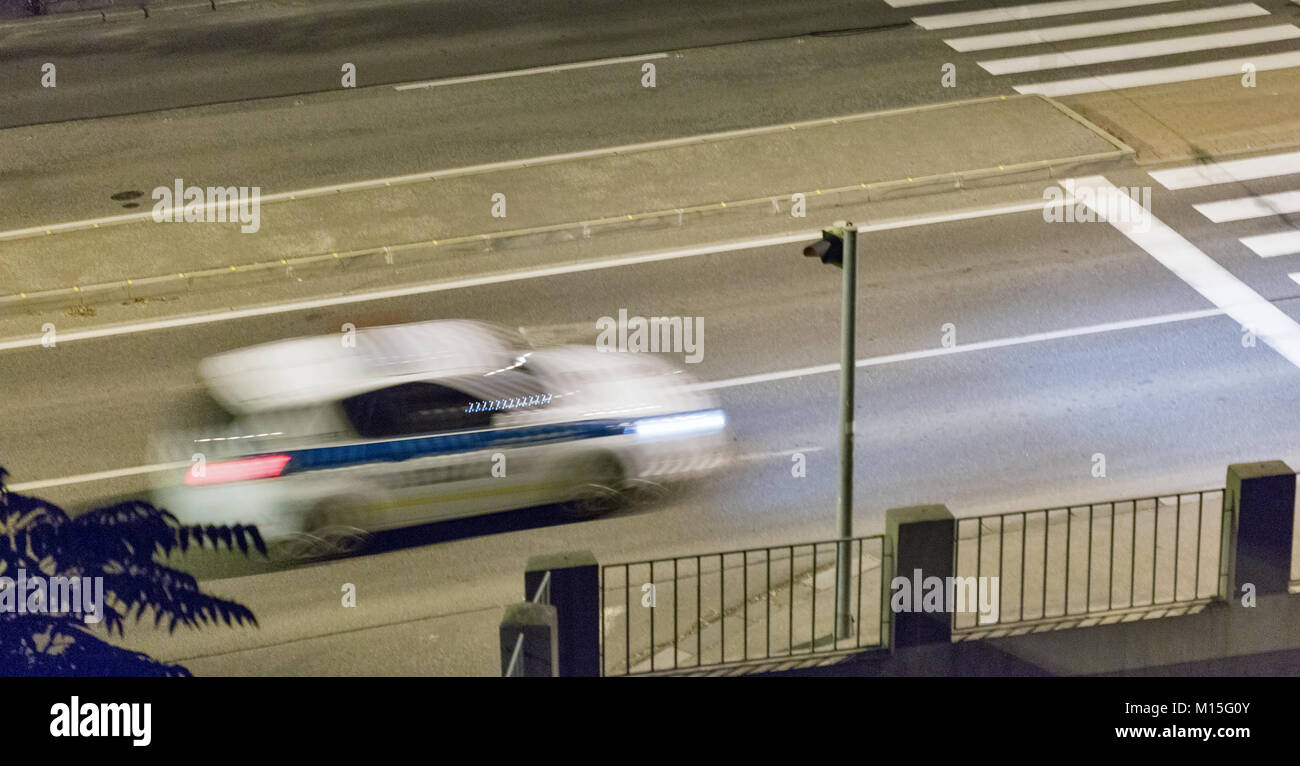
[0,94,1131,313]
[0,94,1127,243]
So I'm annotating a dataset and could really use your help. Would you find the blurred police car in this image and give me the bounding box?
[151,320,727,558]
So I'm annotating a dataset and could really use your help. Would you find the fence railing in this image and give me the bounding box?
[517,463,1300,675]
[601,536,886,676]
[504,570,552,677]
[951,489,1228,637]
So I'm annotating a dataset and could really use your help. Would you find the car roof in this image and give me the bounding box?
[199,320,532,414]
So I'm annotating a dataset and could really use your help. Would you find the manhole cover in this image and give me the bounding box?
[110,190,145,208]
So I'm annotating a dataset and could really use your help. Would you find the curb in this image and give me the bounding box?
[0,142,1133,315]
[0,0,251,30]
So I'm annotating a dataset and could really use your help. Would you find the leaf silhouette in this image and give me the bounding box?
[0,468,261,675]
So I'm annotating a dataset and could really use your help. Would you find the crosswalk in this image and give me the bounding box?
[1150,151,1300,279]
[890,0,1300,96]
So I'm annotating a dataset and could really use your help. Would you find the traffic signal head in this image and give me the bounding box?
[803,225,847,267]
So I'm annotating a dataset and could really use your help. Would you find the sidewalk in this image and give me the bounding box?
[1060,66,1300,165]
[0,94,1131,312]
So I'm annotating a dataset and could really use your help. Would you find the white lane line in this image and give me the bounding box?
[914,0,1179,31]
[978,25,1300,75]
[393,53,669,91]
[945,4,1270,53]
[689,307,1224,391]
[1194,190,1300,222]
[1013,50,1300,97]
[1151,150,1300,190]
[728,447,827,465]
[1241,230,1300,257]
[1064,176,1300,369]
[12,307,1224,491]
[885,0,963,7]
[0,197,1061,353]
[7,462,191,493]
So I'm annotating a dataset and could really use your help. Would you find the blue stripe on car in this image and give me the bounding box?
[281,417,635,474]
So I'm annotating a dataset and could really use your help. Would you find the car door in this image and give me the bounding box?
[337,381,542,527]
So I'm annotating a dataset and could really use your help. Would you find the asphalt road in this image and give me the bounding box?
[8,163,1300,672]
[0,0,907,128]
[11,166,1300,508]
[4,0,1300,674]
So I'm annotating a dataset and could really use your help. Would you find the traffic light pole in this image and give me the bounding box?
[800,221,857,640]
[835,224,856,640]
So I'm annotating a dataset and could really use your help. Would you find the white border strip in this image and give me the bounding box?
[393,53,669,90]
[689,307,1224,391]
[8,462,191,493]
[885,0,963,7]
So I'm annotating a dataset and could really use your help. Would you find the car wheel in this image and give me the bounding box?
[620,477,669,506]
[304,500,371,557]
[268,502,370,562]
[561,454,626,520]
[314,525,372,556]
[266,532,332,562]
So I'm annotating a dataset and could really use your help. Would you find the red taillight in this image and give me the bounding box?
[185,454,291,486]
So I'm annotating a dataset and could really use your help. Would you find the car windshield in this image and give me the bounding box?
[478,322,534,357]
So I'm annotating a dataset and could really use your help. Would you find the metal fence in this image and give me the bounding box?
[601,536,886,676]
[504,570,552,677]
[950,489,1229,638]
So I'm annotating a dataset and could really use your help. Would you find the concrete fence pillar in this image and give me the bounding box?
[1225,461,1297,601]
[885,505,955,650]
[500,602,558,677]
[526,551,599,677]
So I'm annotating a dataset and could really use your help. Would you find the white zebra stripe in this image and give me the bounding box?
[944,4,1269,52]
[1151,151,1300,190]
[1013,51,1300,97]
[1193,191,1300,222]
[1241,231,1300,258]
[979,25,1300,75]
[915,0,1180,31]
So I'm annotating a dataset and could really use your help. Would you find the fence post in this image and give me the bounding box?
[500,602,558,676]
[526,551,599,677]
[1225,461,1296,601]
[885,505,955,650]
